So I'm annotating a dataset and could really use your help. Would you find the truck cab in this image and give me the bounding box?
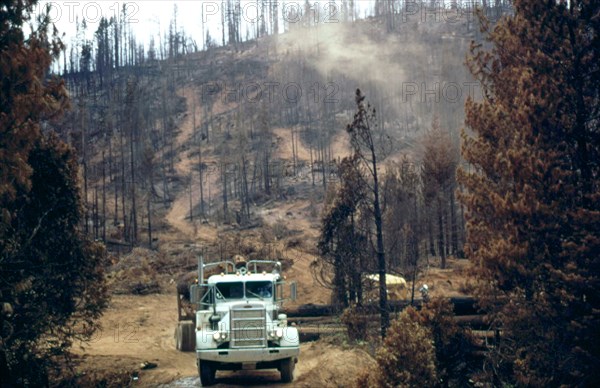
[190,259,299,386]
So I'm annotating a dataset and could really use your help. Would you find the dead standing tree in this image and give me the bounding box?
[346,89,389,338]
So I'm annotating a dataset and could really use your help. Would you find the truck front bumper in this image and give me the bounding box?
[197,346,299,363]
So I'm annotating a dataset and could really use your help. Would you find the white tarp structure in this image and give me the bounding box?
[365,274,408,300]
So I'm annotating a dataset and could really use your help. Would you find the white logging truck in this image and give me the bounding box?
[175,256,299,386]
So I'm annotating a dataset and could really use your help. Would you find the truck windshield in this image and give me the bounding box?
[215,282,244,300]
[246,281,273,299]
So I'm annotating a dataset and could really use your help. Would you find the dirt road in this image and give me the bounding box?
[163,339,373,387]
[78,293,371,387]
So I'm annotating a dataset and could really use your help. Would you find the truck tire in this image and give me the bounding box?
[198,360,216,386]
[280,357,294,383]
[175,321,195,351]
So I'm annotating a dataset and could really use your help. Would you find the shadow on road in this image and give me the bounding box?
[164,370,285,387]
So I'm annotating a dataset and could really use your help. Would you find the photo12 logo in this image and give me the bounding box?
[402,81,481,103]
[35,1,139,24]
[85,321,140,344]
[201,1,341,24]
[200,81,340,105]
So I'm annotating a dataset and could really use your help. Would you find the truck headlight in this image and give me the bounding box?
[213,331,227,342]
[268,328,284,339]
[268,329,280,339]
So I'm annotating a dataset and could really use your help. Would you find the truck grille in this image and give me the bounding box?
[230,304,267,348]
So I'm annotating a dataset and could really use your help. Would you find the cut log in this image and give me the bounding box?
[286,297,478,317]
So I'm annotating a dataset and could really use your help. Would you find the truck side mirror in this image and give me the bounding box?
[290,282,297,301]
[190,284,201,304]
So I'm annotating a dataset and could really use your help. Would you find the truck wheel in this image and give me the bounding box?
[280,357,294,383]
[198,360,216,386]
[176,321,195,351]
